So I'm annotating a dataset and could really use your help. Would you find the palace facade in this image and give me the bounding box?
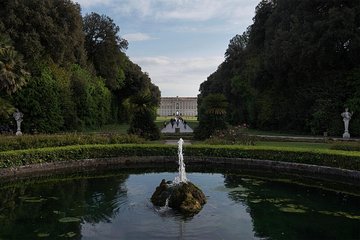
[157,97,197,116]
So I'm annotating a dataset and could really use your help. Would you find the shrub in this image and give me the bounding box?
[194,94,228,140]
[330,141,360,152]
[0,133,145,151]
[128,110,160,140]
[13,64,64,133]
[70,65,112,129]
[128,94,160,140]
[204,125,257,145]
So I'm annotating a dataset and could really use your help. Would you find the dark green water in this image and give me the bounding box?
[0,170,359,240]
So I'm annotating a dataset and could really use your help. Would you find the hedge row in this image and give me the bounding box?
[1,144,360,170]
[0,134,145,152]
[188,145,360,170]
[330,141,360,152]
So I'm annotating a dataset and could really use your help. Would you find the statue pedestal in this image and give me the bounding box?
[343,132,350,139]
[16,131,22,136]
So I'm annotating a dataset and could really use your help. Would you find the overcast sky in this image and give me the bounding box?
[75,0,260,97]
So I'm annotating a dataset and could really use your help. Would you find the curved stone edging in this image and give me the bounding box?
[190,156,360,185]
[0,156,359,186]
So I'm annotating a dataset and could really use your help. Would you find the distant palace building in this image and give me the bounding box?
[157,96,197,116]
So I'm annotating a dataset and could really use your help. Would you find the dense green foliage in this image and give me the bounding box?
[330,141,360,152]
[0,35,29,118]
[0,36,29,95]
[0,0,160,135]
[83,12,128,91]
[128,94,160,140]
[0,133,144,152]
[0,144,359,170]
[0,0,86,65]
[198,0,360,136]
[194,93,228,139]
[204,125,257,145]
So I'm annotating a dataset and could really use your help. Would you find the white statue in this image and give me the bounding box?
[341,108,353,139]
[13,109,23,136]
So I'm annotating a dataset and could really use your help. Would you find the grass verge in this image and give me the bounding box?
[0,144,359,171]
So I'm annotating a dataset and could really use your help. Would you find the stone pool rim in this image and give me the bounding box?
[0,156,359,187]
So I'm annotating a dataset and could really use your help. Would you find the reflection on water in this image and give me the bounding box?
[0,170,359,240]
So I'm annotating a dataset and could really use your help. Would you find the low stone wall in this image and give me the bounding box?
[1,156,359,187]
[191,156,360,182]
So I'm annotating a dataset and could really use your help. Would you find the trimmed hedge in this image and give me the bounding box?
[187,145,360,170]
[330,141,360,152]
[0,144,360,171]
[0,134,145,152]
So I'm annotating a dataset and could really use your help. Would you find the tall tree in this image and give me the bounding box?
[83,12,128,90]
[0,35,29,94]
[199,0,360,136]
[128,93,160,140]
[0,1,161,133]
[0,0,86,66]
[194,93,228,140]
[0,35,29,118]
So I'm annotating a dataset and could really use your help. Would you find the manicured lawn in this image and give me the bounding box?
[156,116,197,121]
[81,118,198,134]
[155,117,199,130]
[242,128,322,137]
[256,141,330,150]
[84,124,130,134]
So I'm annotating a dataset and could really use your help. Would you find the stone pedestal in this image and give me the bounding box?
[13,109,23,136]
[341,108,352,139]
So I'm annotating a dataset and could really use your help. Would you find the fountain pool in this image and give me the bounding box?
[0,169,359,240]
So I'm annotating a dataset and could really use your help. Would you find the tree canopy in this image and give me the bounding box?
[83,12,128,90]
[0,0,160,134]
[198,0,360,136]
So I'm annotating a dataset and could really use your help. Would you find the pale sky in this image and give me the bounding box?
[75,0,260,97]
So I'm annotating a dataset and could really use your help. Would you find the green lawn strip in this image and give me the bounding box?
[185,120,199,129]
[83,123,130,134]
[187,145,360,169]
[0,144,359,170]
[256,141,330,150]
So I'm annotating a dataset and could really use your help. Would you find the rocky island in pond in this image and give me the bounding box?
[151,138,206,215]
[151,179,206,214]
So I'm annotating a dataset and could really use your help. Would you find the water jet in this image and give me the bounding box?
[151,138,206,215]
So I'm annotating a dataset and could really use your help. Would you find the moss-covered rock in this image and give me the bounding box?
[151,179,206,215]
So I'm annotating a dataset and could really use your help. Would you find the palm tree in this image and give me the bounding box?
[0,98,15,118]
[0,36,29,94]
[128,93,160,140]
[195,93,228,139]
[0,35,29,118]
[203,93,228,116]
